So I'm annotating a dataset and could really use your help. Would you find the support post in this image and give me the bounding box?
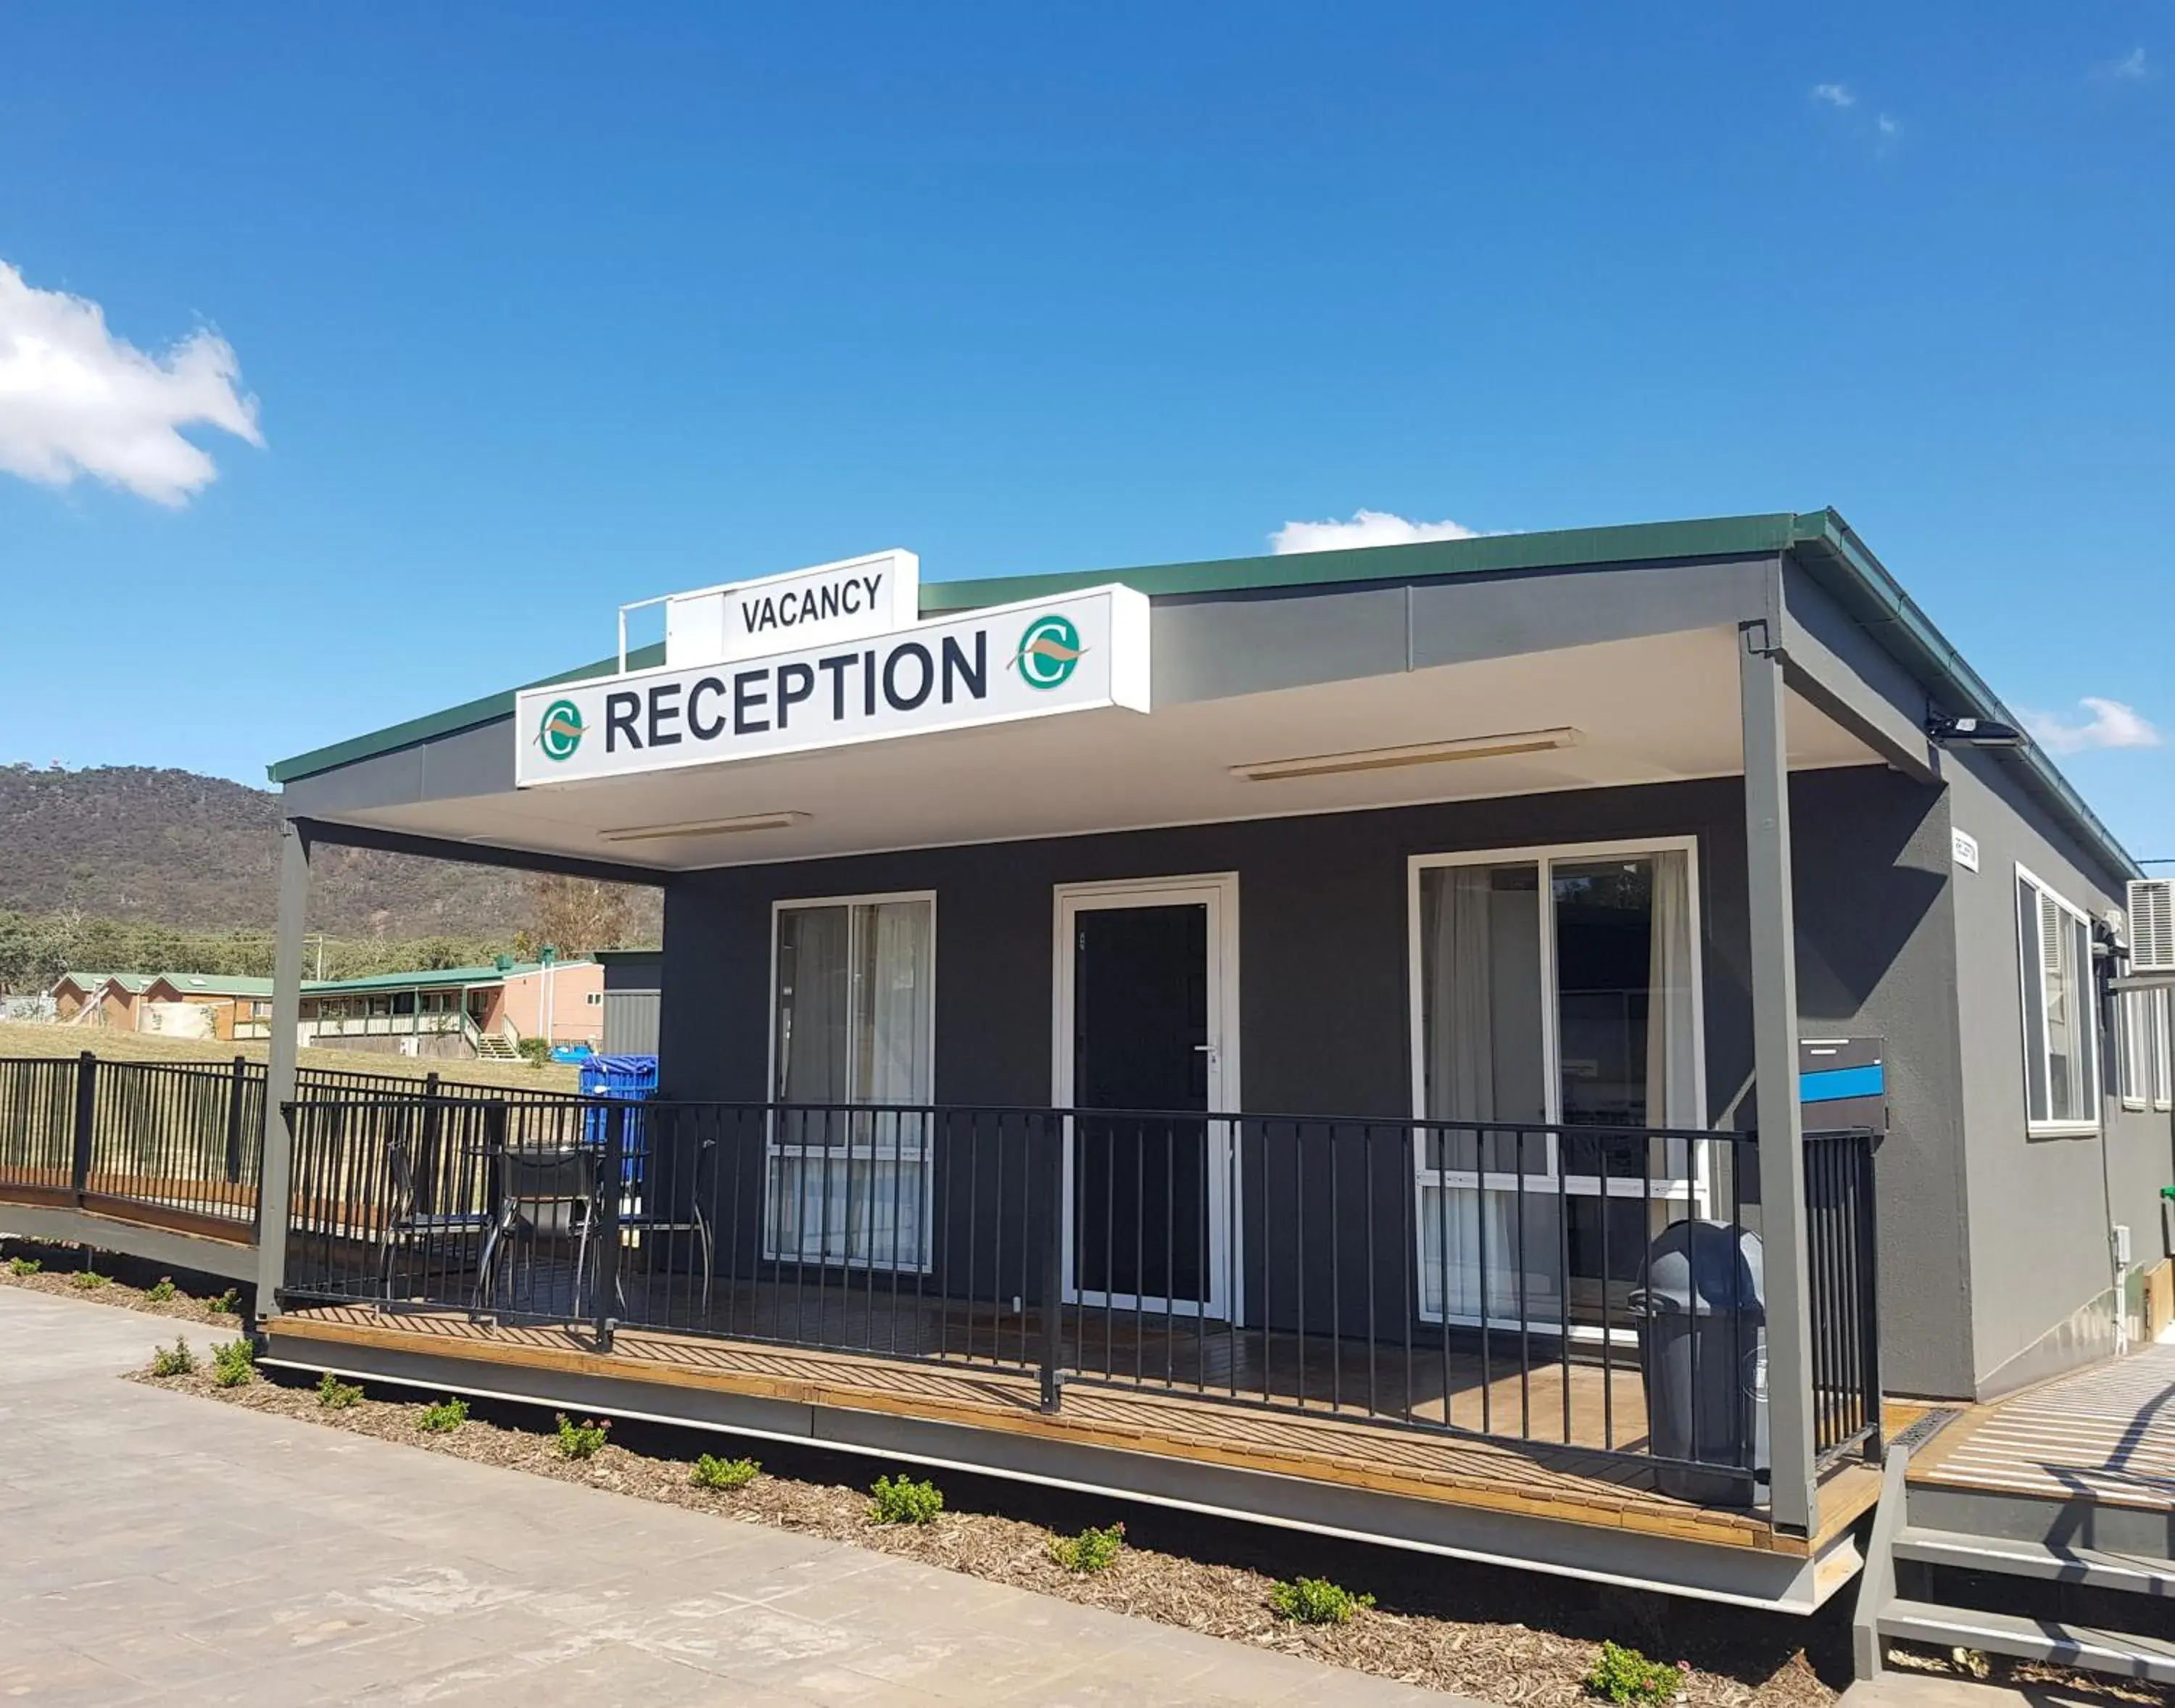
[257,819,312,1310]
[1040,1112,1066,1413]
[1741,617,1818,1535]
[223,1054,248,1185]
[71,1050,97,1203]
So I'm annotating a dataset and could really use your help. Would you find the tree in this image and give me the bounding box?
[518,874,637,957]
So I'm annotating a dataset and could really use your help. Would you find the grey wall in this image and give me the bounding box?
[1943,750,2168,1396]
[657,766,1973,1392]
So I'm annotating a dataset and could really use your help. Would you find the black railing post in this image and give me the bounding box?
[420,1071,444,1215]
[595,1101,624,1353]
[70,1051,96,1204]
[224,1054,247,1185]
[1040,1112,1065,1413]
[1857,1132,1884,1462]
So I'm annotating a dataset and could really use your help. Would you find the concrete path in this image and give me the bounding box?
[1841,1675,2106,1708]
[0,1288,1457,1706]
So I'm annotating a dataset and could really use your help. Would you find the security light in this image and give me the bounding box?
[1925,715,2025,748]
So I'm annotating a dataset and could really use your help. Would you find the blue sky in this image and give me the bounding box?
[2,4,2170,858]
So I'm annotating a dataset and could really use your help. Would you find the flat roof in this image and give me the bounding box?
[263,508,2138,881]
[300,959,585,997]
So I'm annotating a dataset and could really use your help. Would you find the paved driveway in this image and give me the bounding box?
[0,1288,1456,1706]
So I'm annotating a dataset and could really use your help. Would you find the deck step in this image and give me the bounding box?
[1894,1527,2175,1596]
[1879,1599,2175,1684]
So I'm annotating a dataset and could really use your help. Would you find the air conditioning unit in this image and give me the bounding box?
[2130,879,2175,974]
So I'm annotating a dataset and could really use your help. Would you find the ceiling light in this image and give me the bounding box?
[599,811,809,843]
[1230,728,1580,782]
[1925,715,2025,749]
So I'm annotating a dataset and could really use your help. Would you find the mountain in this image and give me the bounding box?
[0,763,550,937]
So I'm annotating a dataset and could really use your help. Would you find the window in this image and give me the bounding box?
[2016,866,2100,1134]
[585,990,602,1006]
[2118,990,2149,1109]
[2157,990,2174,1113]
[1409,841,1704,1330]
[767,894,935,1270]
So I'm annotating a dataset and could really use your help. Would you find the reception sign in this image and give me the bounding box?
[515,584,1151,787]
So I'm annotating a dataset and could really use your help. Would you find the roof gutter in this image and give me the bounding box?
[1785,509,2141,883]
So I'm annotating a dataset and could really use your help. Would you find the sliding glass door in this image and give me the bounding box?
[767,894,935,1270]
[1411,841,1704,1333]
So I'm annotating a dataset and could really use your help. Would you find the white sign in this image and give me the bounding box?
[1952,827,1981,873]
[663,550,919,668]
[518,585,1151,787]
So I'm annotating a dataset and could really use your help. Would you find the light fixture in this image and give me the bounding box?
[599,811,809,844]
[1230,727,1580,782]
[1925,715,2025,749]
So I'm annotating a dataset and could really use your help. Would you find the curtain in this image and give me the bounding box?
[1417,865,1561,1324]
[768,900,932,1268]
[1644,850,1698,1194]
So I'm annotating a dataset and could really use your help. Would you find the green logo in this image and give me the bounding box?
[537,698,585,761]
[1014,613,1084,690]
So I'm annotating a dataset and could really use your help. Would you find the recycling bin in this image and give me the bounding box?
[1632,1219,1766,1506]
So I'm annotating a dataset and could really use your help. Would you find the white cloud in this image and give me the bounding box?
[2025,697,2165,755]
[0,261,262,506]
[1270,509,1482,555]
[2105,46,2154,82]
[1811,83,1855,107]
[1877,113,1901,137]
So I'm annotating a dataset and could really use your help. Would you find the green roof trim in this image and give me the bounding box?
[300,959,585,996]
[262,508,2137,881]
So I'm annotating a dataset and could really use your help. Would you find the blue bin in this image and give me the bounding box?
[580,1054,658,1175]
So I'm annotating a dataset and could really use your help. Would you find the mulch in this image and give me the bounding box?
[20,1261,2147,1706]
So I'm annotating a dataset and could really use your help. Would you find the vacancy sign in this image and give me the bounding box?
[517,585,1151,787]
[663,550,919,668]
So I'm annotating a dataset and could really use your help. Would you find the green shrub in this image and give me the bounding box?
[72,1269,110,1290]
[149,1338,195,1377]
[417,1397,468,1433]
[316,1372,364,1410]
[207,1288,239,1315]
[7,1256,40,1276]
[868,1474,943,1525]
[690,1453,760,1490]
[555,1414,610,1459]
[146,1277,177,1303]
[1048,1522,1126,1573]
[1586,1641,1686,1706]
[1269,1577,1374,1625]
[516,1037,552,1066]
[210,1339,255,1388]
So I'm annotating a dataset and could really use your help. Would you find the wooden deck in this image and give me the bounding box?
[1911,1340,2175,1513]
[272,1301,1883,1558]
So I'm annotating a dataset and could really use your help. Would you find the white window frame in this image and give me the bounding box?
[2154,988,2173,1114]
[2118,989,2150,1111]
[1406,836,1710,1332]
[763,888,939,1272]
[2014,863,2101,1137]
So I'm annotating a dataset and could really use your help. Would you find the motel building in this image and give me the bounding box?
[251,514,2174,1617]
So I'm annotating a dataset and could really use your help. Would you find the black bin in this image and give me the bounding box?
[1632,1220,1766,1506]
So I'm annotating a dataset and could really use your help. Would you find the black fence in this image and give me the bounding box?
[0,1054,586,1237]
[1805,1127,1882,1467]
[278,1093,1884,1493]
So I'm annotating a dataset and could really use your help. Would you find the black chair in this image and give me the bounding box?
[476,1145,602,1315]
[377,1123,494,1300]
[610,1132,716,1318]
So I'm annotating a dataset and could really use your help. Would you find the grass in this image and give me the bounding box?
[868,1474,943,1526]
[149,1338,195,1377]
[146,1277,177,1302]
[210,1339,256,1388]
[1269,1577,1374,1626]
[316,1371,364,1410]
[1586,1641,1688,1705]
[1048,1522,1126,1574]
[417,1397,469,1433]
[554,1414,610,1459]
[690,1454,761,1490]
[7,1256,41,1276]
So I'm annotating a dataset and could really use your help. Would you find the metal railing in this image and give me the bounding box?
[1805,1127,1883,1467]
[276,1093,1883,1495]
[0,1054,589,1240]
